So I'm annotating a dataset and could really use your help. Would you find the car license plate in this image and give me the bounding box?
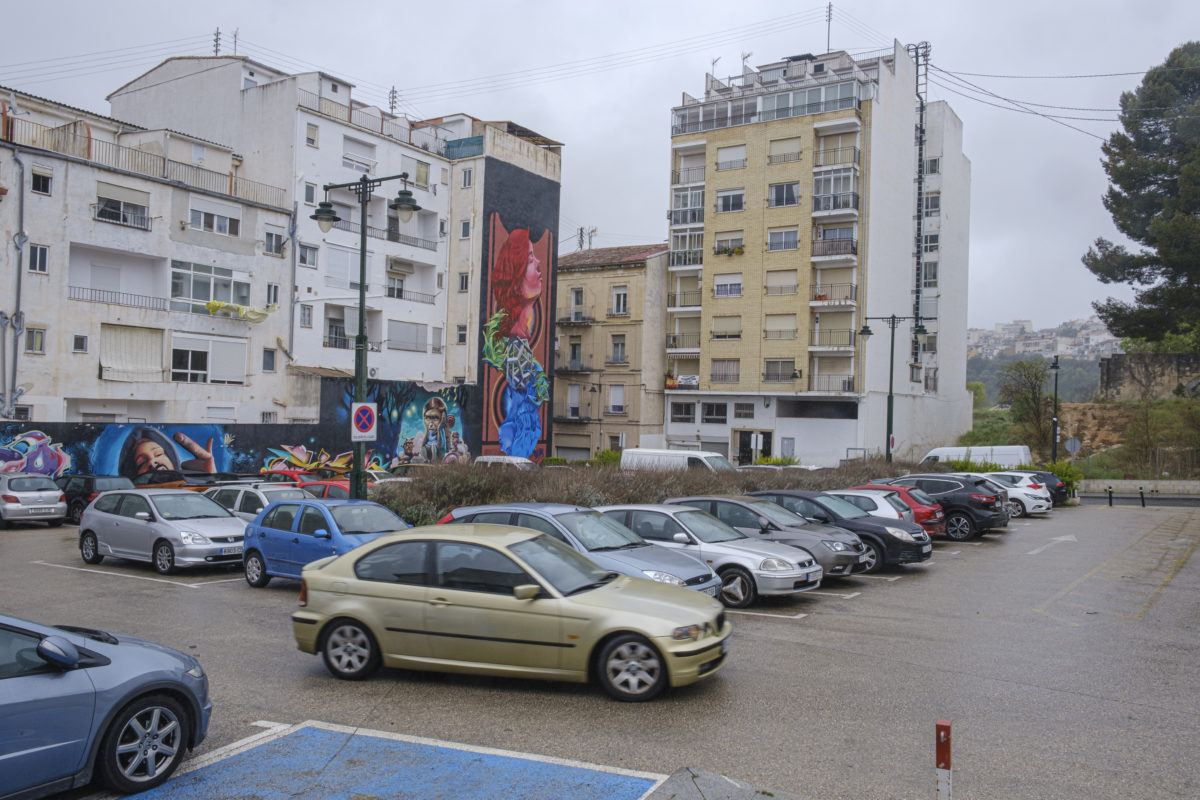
[703,585,718,597]
[858,554,869,563]
[221,546,243,556]
[922,544,932,553]
[33,506,55,514]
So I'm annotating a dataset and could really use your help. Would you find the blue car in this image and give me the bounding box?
[242,498,411,587]
[0,613,210,799]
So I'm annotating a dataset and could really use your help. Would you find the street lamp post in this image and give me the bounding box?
[858,314,928,463]
[1050,354,1060,464]
[311,173,421,499]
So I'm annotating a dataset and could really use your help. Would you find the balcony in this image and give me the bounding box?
[605,404,628,416]
[812,192,860,216]
[92,204,151,231]
[814,146,861,167]
[765,284,798,296]
[607,305,630,318]
[808,329,857,350]
[555,310,595,326]
[716,158,746,171]
[768,151,802,165]
[331,219,439,251]
[552,405,590,423]
[671,166,706,184]
[555,356,596,373]
[668,290,702,308]
[710,370,740,384]
[810,283,857,306]
[69,285,168,311]
[671,96,860,135]
[385,286,437,305]
[667,332,701,349]
[666,374,699,390]
[764,328,797,340]
[297,88,447,156]
[711,330,741,341]
[809,374,856,392]
[669,208,704,225]
[669,249,703,267]
[811,239,858,258]
[606,355,630,366]
[763,369,798,383]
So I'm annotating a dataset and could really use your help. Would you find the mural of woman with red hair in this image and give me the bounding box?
[482,224,550,459]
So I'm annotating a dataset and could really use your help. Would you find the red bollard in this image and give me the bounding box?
[936,719,952,799]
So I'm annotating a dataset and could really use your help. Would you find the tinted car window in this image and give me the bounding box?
[514,513,566,541]
[771,495,822,518]
[237,492,263,513]
[117,494,152,518]
[212,489,240,508]
[330,505,405,534]
[467,511,513,525]
[436,542,530,594]
[713,501,761,528]
[883,493,909,514]
[65,477,85,493]
[628,510,684,542]
[327,485,349,499]
[9,476,57,492]
[355,541,428,584]
[92,493,122,513]
[0,627,47,679]
[908,488,938,505]
[95,477,133,491]
[297,507,327,535]
[262,503,300,531]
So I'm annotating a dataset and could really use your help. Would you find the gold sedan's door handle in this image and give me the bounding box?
[430,596,452,606]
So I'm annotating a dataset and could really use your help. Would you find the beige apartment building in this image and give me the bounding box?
[552,245,667,459]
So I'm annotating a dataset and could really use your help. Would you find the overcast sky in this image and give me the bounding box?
[3,1,1194,331]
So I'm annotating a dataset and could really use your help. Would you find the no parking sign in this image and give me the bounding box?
[351,402,377,442]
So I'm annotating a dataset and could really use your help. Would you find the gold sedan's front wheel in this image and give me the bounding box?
[597,634,666,702]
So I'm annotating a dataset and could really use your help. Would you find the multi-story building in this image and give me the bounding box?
[663,42,971,465]
[552,244,667,459]
[108,56,453,396]
[0,87,294,423]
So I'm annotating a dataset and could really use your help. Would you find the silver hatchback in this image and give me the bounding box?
[78,489,246,574]
[0,473,66,528]
[204,483,311,521]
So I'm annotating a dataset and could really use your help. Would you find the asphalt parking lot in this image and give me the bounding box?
[3,503,1199,800]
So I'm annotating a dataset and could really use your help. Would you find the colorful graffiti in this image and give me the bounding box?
[391,392,471,466]
[0,430,72,476]
[91,425,230,478]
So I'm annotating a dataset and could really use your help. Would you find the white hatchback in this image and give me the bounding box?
[824,488,915,523]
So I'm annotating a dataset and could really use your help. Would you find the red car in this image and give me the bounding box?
[853,483,946,537]
[259,469,322,485]
[296,479,350,499]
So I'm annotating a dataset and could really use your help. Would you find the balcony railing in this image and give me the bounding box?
[555,357,595,372]
[665,375,700,390]
[5,117,286,208]
[716,158,746,171]
[69,285,168,311]
[768,151,802,164]
[711,330,741,340]
[385,286,437,304]
[671,96,860,135]
[552,405,588,422]
[814,146,861,167]
[812,192,860,212]
[606,405,627,416]
[763,369,797,382]
[92,204,151,230]
[607,305,630,317]
[331,219,439,251]
[606,355,629,365]
[811,283,857,303]
[668,290,702,307]
[669,249,703,267]
[667,333,701,349]
[811,239,858,257]
[764,328,797,339]
[765,284,798,296]
[556,310,595,325]
[809,329,857,347]
[297,88,447,156]
[810,374,856,392]
[671,166,706,184]
[669,208,704,225]
[324,334,351,350]
[710,370,740,383]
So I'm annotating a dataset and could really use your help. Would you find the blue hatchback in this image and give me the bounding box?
[242,499,410,587]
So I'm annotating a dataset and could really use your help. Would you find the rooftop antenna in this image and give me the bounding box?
[213,27,221,56]
[741,51,753,69]
[232,28,239,56]
[710,56,721,76]
[826,2,833,53]
[389,87,398,115]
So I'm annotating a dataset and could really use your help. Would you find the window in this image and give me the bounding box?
[460,220,470,238]
[921,334,938,355]
[342,136,377,173]
[609,384,625,414]
[768,137,802,164]
[670,402,695,423]
[922,262,939,289]
[0,626,49,679]
[355,541,428,585]
[96,190,149,229]
[925,157,941,175]
[436,541,531,594]
[431,327,444,354]
[923,234,939,253]
[610,334,627,364]
[306,123,319,147]
[711,315,741,340]
[611,286,628,315]
[261,411,278,424]
[299,244,318,267]
[716,145,747,171]
[701,402,728,424]
[764,359,796,382]
[11,405,31,421]
[266,283,280,306]
[765,272,797,296]
[609,435,624,452]
[263,348,277,372]
[31,171,51,194]
[304,183,317,205]
[735,402,755,419]
[456,325,468,345]
[713,273,742,298]
[25,328,45,354]
[170,261,250,315]
[387,276,405,299]
[189,207,241,237]
[765,313,797,339]
[387,319,427,352]
[27,244,48,273]
[265,231,284,256]
[437,273,444,290]
[780,437,795,458]
[171,335,247,384]
[715,188,744,213]
[711,359,739,383]
[714,231,744,253]
[458,272,470,292]
[73,335,88,353]
[300,304,313,328]
[924,192,941,217]
[462,168,473,188]
[768,182,800,207]
[768,228,799,251]
[171,346,207,382]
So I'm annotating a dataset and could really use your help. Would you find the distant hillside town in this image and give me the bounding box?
[967,317,1122,361]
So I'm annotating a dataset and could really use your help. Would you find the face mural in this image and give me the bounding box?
[482,218,552,460]
[391,392,471,466]
[95,425,227,479]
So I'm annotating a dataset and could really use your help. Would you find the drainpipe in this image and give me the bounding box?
[287,200,298,359]
[5,146,28,417]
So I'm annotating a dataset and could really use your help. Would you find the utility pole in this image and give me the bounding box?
[587,227,597,249]
[213,28,221,56]
[389,87,398,115]
[826,3,833,53]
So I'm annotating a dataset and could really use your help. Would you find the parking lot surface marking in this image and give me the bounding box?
[805,590,862,599]
[728,609,808,619]
[856,574,902,582]
[32,560,201,588]
[89,720,664,800]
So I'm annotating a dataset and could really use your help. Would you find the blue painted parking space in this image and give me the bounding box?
[132,722,663,800]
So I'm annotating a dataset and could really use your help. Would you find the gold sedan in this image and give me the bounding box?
[292,523,731,701]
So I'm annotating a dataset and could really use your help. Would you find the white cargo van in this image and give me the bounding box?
[919,446,1032,468]
[619,448,737,473]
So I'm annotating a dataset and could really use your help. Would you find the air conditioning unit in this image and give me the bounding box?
[368,367,379,378]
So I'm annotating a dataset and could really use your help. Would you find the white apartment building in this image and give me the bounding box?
[0,88,295,423]
[108,57,453,391]
[663,42,971,465]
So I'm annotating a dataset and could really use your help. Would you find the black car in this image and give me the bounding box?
[878,474,1005,541]
[748,489,932,572]
[54,474,134,524]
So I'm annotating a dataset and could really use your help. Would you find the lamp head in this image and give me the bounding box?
[389,173,421,223]
[310,200,340,233]
[858,324,873,339]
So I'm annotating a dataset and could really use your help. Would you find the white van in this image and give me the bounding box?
[473,455,538,470]
[619,448,737,473]
[919,446,1032,468]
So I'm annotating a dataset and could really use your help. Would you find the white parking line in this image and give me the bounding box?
[190,576,246,585]
[856,574,902,582]
[804,590,862,599]
[727,609,809,619]
[32,560,199,587]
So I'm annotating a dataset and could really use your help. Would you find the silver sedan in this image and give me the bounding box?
[78,489,246,574]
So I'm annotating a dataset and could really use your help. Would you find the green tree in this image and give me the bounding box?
[998,360,1052,450]
[1083,41,1200,346]
[967,381,988,409]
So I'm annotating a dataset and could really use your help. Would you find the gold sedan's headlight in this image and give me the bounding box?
[672,624,702,641]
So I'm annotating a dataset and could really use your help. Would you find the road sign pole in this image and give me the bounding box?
[936,720,952,799]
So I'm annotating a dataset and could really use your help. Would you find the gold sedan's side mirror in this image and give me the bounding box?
[512,584,540,601]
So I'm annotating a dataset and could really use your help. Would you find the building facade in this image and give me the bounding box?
[552,245,668,459]
[663,42,971,465]
[1,88,294,423]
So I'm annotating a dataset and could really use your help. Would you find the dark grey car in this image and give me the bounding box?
[665,495,869,577]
